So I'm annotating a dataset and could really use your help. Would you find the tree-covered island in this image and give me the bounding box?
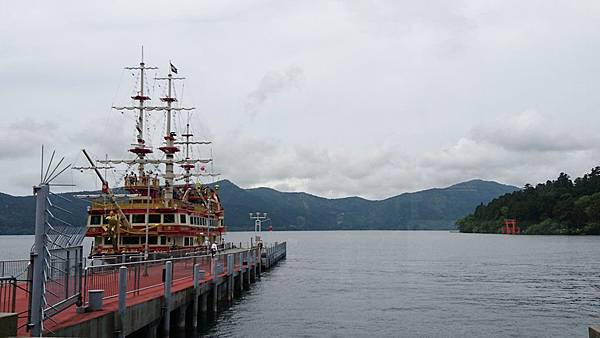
[457,167,600,235]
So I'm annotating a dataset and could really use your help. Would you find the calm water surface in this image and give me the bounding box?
[3,231,600,337]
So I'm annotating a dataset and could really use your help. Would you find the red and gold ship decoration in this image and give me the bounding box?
[79,54,224,256]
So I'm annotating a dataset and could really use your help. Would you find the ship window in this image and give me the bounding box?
[148,236,157,245]
[123,237,139,245]
[90,215,102,225]
[132,214,146,224]
[184,237,189,246]
[160,236,166,245]
[149,214,161,223]
[104,237,113,244]
[180,214,187,224]
[164,214,175,223]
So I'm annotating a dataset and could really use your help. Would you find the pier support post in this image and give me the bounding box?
[257,262,261,280]
[236,258,243,297]
[227,254,234,302]
[200,292,208,326]
[192,264,199,329]
[243,267,249,290]
[212,283,218,319]
[162,261,172,338]
[249,253,256,283]
[229,276,234,302]
[237,253,243,296]
[257,249,262,279]
[146,320,159,338]
[176,304,187,330]
[117,266,127,338]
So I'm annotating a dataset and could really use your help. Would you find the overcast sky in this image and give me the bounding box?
[1,0,600,199]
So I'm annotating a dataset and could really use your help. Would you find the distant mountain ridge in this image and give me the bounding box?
[0,179,518,234]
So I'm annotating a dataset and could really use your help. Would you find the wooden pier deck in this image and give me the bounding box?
[8,242,286,337]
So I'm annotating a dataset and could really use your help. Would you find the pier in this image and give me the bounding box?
[0,242,286,337]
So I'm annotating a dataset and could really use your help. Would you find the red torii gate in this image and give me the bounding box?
[501,219,520,235]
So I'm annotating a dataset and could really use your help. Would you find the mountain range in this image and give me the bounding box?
[0,179,518,234]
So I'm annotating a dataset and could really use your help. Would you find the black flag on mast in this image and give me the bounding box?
[170,62,178,74]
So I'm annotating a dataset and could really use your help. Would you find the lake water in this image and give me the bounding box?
[3,231,600,337]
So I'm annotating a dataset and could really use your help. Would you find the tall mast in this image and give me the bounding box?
[157,68,183,202]
[123,48,157,177]
[109,58,213,201]
[174,112,214,185]
[181,117,193,185]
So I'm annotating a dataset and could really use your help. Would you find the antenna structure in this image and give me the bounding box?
[31,146,85,336]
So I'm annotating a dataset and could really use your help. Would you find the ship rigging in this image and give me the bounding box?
[76,52,225,256]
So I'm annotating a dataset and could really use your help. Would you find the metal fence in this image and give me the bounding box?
[82,247,259,306]
[89,242,236,266]
[43,246,84,317]
[0,258,30,324]
[0,259,30,279]
[0,277,17,313]
[83,254,220,304]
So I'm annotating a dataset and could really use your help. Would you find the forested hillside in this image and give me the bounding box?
[457,167,600,235]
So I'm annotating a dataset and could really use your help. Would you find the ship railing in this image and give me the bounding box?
[82,247,258,306]
[89,243,244,266]
[90,201,163,210]
[124,175,160,189]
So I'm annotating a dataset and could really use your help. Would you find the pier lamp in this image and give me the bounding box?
[250,212,269,244]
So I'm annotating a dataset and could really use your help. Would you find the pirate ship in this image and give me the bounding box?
[80,54,224,256]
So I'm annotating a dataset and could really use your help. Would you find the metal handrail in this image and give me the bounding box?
[82,247,261,305]
[0,276,17,313]
[0,259,30,278]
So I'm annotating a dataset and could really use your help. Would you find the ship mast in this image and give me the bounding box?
[176,113,212,186]
[181,119,193,185]
[156,68,184,201]
[105,58,214,203]
[124,47,157,178]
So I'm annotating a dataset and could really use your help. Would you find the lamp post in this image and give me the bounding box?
[249,212,268,245]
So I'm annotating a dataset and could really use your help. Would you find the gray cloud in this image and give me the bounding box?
[0,119,57,160]
[245,66,303,116]
[208,110,598,199]
[468,110,591,153]
[1,1,600,200]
